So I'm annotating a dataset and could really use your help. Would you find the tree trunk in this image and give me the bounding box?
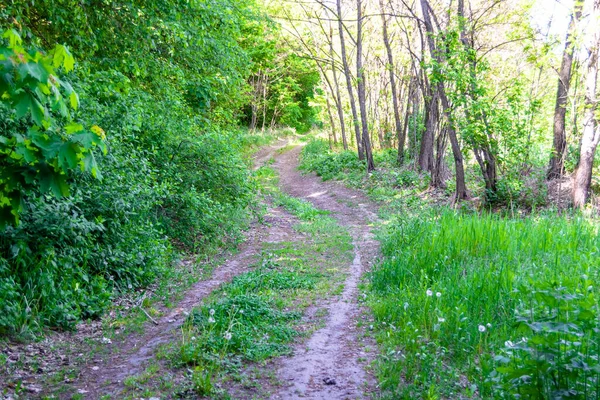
[325,94,338,145]
[329,24,348,150]
[356,0,375,171]
[573,0,600,207]
[548,0,584,179]
[398,77,413,164]
[433,125,448,188]
[420,0,468,201]
[379,0,404,162]
[419,85,437,172]
[336,0,364,159]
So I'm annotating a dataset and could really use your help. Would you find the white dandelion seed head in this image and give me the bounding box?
[403,302,409,310]
[209,309,215,316]
[436,292,442,298]
[478,325,486,332]
[224,332,232,341]
[191,336,196,341]
[438,317,445,323]
[239,309,244,314]
[426,289,433,297]
[486,323,492,328]
[208,317,216,324]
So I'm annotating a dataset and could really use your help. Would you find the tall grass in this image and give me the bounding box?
[369,211,600,399]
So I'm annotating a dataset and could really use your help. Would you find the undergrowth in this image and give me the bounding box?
[369,211,600,399]
[299,137,549,209]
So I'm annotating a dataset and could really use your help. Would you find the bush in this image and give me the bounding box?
[300,139,365,180]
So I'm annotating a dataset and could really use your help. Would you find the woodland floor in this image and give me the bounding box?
[1,142,381,399]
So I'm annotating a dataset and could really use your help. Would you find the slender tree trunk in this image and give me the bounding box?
[573,0,600,207]
[379,0,404,163]
[326,95,338,145]
[329,24,348,150]
[336,0,364,159]
[433,125,448,188]
[399,77,413,164]
[356,0,374,170]
[419,84,437,172]
[549,0,584,179]
[420,0,468,201]
[261,70,268,132]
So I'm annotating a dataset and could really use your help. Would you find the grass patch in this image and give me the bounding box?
[369,210,600,399]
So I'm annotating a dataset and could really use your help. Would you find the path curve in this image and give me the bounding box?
[269,146,379,400]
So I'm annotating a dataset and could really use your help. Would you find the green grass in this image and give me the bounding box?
[369,210,600,399]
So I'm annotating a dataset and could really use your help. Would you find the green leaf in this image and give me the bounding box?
[39,167,70,197]
[65,122,84,134]
[82,152,102,179]
[52,45,75,72]
[31,130,63,158]
[58,142,80,169]
[14,91,31,118]
[18,61,49,83]
[72,131,103,148]
[2,30,22,48]
[69,91,79,109]
[30,97,46,126]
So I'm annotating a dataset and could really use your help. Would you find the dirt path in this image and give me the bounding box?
[71,205,301,398]
[75,143,380,399]
[2,142,379,399]
[269,146,379,399]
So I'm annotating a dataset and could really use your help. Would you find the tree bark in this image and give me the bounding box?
[379,0,404,163]
[356,0,375,171]
[419,84,437,172]
[329,23,349,150]
[336,0,364,159]
[548,0,584,179]
[420,0,468,201]
[399,77,414,164]
[573,0,600,207]
[325,94,338,145]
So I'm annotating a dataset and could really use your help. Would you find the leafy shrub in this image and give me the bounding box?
[0,0,275,335]
[300,139,365,180]
[491,285,599,399]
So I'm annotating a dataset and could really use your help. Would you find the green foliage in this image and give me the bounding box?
[0,0,292,335]
[0,30,105,226]
[427,24,547,205]
[299,139,365,180]
[369,210,600,398]
[491,285,599,399]
[242,29,320,132]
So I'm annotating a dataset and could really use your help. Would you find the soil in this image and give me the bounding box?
[267,146,379,400]
[1,142,381,399]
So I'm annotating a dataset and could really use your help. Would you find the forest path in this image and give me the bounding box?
[70,140,299,398]
[63,141,379,399]
[267,146,379,399]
